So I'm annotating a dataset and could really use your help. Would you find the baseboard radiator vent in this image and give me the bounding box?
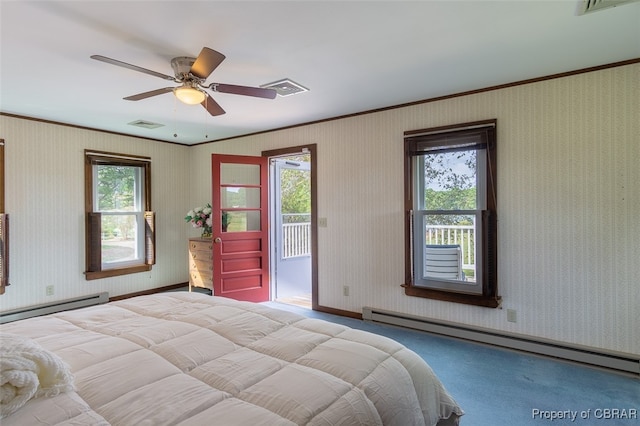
[362,307,639,376]
[0,292,109,324]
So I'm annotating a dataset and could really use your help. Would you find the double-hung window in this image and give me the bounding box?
[84,150,155,280]
[403,120,500,307]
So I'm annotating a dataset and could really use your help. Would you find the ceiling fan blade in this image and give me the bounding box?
[124,87,174,101]
[190,47,226,80]
[209,83,277,99]
[91,55,176,81]
[201,94,226,116]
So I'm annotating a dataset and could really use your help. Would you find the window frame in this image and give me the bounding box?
[403,120,500,308]
[84,150,155,280]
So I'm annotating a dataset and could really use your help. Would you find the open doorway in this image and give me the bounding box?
[264,145,316,309]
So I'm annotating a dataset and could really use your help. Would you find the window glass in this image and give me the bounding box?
[226,211,261,232]
[95,165,141,211]
[221,187,261,209]
[221,163,260,185]
[423,151,478,210]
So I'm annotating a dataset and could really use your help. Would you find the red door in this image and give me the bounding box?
[211,154,269,302]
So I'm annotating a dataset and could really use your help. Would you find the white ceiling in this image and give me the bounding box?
[1,1,639,145]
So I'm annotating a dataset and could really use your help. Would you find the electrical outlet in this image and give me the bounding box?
[319,217,328,227]
[343,285,350,296]
[46,285,54,296]
[507,309,517,323]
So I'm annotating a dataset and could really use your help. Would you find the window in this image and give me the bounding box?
[403,120,500,307]
[0,139,8,294]
[85,150,154,280]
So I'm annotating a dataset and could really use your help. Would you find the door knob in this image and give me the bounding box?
[214,237,222,243]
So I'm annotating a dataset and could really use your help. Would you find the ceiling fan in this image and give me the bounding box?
[91,47,277,116]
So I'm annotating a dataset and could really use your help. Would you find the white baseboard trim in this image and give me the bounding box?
[362,307,639,376]
[0,292,109,324]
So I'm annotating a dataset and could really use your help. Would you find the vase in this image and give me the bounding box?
[201,230,212,238]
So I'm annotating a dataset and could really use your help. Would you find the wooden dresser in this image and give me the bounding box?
[188,238,213,291]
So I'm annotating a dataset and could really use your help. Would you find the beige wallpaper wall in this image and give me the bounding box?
[1,62,637,355]
[190,63,639,355]
[0,118,192,310]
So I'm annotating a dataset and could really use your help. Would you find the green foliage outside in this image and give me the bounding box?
[97,165,136,210]
[280,155,311,224]
[425,188,475,223]
[97,165,138,240]
[424,151,476,226]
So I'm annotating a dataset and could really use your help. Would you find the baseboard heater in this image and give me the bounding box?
[362,307,639,376]
[0,292,109,324]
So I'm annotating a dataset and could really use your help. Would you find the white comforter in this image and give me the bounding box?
[0,292,463,425]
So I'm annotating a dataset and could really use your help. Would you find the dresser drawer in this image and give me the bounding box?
[189,240,213,252]
[189,271,212,289]
[190,249,212,262]
[190,258,213,273]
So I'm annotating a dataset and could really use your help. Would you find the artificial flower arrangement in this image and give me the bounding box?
[185,204,213,237]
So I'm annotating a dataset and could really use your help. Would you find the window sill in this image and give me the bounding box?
[85,265,151,281]
[401,284,501,308]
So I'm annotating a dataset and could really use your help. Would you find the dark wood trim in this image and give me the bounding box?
[0,214,8,295]
[0,113,185,146]
[402,284,501,308]
[85,149,152,162]
[108,283,187,301]
[315,304,363,320]
[87,212,102,272]
[404,119,497,137]
[261,144,319,311]
[84,156,94,268]
[85,264,152,280]
[403,139,414,286]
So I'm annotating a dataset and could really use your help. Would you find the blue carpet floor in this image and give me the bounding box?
[265,302,639,426]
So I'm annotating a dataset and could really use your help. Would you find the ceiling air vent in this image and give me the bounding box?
[128,120,164,129]
[261,79,309,97]
[577,0,639,15]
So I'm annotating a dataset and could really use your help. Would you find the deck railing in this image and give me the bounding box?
[282,214,311,259]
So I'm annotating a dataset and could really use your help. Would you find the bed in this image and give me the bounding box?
[1,292,463,425]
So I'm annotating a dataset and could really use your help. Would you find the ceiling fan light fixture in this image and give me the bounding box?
[174,86,206,105]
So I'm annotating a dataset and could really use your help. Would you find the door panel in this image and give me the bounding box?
[212,154,269,302]
[222,239,262,254]
[222,258,262,272]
